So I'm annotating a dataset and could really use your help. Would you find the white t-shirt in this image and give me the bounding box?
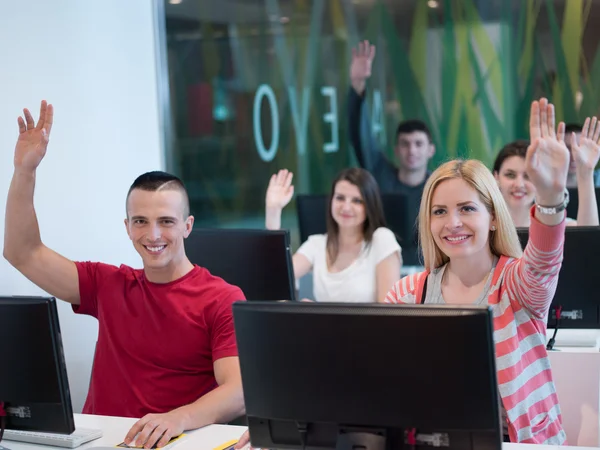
[296,227,401,303]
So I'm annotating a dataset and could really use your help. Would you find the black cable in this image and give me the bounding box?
[0,401,6,444]
[296,422,308,450]
[546,306,562,351]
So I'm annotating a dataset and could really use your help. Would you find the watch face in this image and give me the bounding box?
[536,190,569,214]
[536,205,564,215]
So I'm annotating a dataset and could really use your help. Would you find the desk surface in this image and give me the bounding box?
[3,414,246,450]
[2,414,596,450]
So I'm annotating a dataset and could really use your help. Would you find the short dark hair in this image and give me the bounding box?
[565,123,583,134]
[325,168,386,263]
[126,171,190,217]
[396,119,433,143]
[492,140,529,174]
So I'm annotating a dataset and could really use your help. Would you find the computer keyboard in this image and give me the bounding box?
[2,427,103,448]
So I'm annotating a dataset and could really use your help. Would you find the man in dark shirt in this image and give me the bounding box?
[348,40,435,265]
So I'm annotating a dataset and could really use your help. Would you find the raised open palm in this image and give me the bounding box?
[14,100,54,171]
[266,169,294,211]
[525,98,570,197]
[350,40,376,83]
[571,116,600,171]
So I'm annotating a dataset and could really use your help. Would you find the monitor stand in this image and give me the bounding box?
[335,428,386,450]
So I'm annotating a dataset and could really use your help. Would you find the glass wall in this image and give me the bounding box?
[161,0,600,246]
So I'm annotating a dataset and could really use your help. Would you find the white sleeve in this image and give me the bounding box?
[296,234,324,265]
[370,227,402,264]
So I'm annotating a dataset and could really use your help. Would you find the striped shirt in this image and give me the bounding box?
[385,212,568,445]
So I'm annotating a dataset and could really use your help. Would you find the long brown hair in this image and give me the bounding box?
[326,168,387,263]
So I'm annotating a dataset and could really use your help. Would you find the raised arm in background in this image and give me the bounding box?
[571,117,600,226]
[348,40,384,171]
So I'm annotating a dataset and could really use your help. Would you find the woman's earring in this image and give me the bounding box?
[491,226,496,231]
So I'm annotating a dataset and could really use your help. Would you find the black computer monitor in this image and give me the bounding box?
[566,187,600,219]
[233,302,501,450]
[0,296,74,434]
[295,194,328,243]
[184,228,296,301]
[296,193,422,266]
[517,226,600,329]
[382,193,421,266]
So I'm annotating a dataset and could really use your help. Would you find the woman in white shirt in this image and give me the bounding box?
[265,167,402,303]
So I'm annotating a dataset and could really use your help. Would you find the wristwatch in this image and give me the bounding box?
[535,189,570,215]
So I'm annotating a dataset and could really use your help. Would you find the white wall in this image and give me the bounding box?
[0,1,164,412]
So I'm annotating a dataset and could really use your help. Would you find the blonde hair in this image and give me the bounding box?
[419,159,523,270]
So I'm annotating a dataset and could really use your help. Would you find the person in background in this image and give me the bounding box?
[493,116,600,227]
[564,122,600,187]
[385,98,568,444]
[265,167,401,303]
[348,40,435,258]
[3,101,245,450]
[348,40,435,194]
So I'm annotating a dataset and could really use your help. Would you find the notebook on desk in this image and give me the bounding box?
[115,433,186,450]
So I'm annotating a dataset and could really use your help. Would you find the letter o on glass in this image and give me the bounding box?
[253,84,280,162]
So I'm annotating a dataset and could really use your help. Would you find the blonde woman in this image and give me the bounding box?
[385,98,568,444]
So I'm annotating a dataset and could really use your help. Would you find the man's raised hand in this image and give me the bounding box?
[14,100,54,172]
[350,40,376,95]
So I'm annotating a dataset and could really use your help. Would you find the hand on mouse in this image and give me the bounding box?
[124,411,185,449]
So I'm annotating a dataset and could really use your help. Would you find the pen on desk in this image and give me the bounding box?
[222,442,238,450]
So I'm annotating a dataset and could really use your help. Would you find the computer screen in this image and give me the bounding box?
[0,296,74,434]
[566,187,600,220]
[296,193,422,266]
[517,226,600,328]
[295,194,328,243]
[233,302,501,450]
[184,228,296,301]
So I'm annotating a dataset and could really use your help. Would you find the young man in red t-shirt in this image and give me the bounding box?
[4,101,246,449]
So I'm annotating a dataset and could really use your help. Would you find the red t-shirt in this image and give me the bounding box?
[73,262,245,418]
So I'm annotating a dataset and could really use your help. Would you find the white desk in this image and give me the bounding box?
[547,347,600,446]
[3,414,597,450]
[3,415,246,450]
[503,445,595,450]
